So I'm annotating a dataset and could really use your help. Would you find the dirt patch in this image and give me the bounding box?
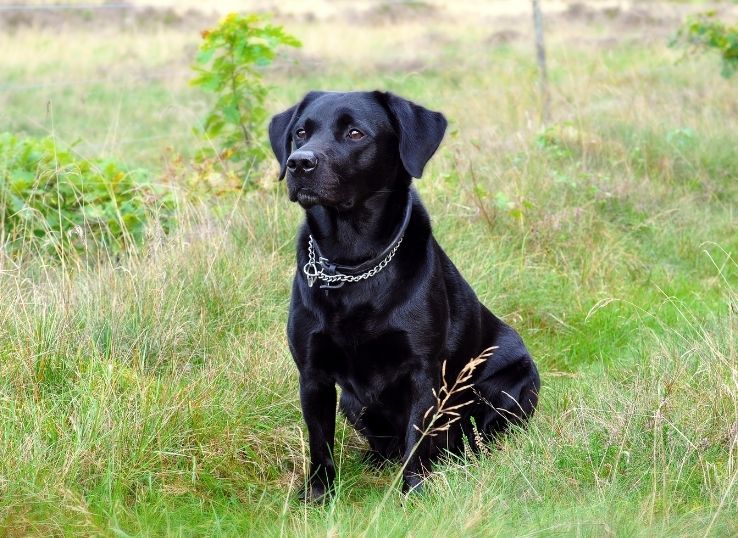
[485,29,522,46]
[0,2,219,32]
[344,1,441,26]
[372,57,428,74]
[266,48,326,76]
[560,2,678,28]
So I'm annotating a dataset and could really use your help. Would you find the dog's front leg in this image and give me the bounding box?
[299,374,337,502]
[402,369,438,494]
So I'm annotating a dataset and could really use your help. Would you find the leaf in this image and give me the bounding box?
[195,47,216,65]
[10,169,35,191]
[222,104,241,125]
[191,72,223,92]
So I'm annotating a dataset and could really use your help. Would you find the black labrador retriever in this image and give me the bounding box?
[268,91,540,500]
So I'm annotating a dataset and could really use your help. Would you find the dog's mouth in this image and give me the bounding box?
[295,188,321,208]
[293,188,355,211]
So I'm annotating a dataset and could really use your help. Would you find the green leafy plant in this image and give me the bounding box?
[672,12,738,78]
[0,132,174,258]
[191,13,301,177]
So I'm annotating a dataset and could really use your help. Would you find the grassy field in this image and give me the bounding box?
[1,1,737,536]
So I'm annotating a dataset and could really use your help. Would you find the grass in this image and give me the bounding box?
[1,1,737,535]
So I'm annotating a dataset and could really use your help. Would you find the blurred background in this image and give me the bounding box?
[3,0,736,168]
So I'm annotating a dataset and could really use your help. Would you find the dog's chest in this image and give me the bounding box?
[314,308,416,403]
[331,330,415,404]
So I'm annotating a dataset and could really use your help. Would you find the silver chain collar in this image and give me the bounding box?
[303,234,404,289]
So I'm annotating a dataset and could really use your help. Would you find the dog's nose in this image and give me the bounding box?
[286,150,318,174]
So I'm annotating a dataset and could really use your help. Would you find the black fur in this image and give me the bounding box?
[268,91,540,500]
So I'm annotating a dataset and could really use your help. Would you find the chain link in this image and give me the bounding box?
[303,235,403,287]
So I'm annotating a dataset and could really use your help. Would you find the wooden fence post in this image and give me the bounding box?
[531,0,550,124]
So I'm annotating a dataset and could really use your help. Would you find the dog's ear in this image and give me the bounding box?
[378,92,447,179]
[268,91,325,180]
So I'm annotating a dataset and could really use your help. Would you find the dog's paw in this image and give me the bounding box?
[401,473,425,496]
[361,450,393,469]
[297,481,330,503]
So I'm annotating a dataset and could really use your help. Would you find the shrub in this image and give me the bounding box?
[191,13,301,179]
[0,132,174,259]
[671,12,738,78]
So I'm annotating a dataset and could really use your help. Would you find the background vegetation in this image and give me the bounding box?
[0,1,736,536]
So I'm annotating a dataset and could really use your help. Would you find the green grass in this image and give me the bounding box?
[1,2,737,536]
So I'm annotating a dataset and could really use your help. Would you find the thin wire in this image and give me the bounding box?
[0,70,191,93]
[0,4,133,12]
[85,132,194,150]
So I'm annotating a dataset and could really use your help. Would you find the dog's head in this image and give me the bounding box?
[268,91,447,209]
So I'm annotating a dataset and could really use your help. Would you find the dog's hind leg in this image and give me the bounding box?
[471,354,540,441]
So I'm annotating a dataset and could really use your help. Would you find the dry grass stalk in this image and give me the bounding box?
[414,346,497,438]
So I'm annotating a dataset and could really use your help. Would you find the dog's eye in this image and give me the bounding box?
[295,128,306,140]
[347,129,364,141]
